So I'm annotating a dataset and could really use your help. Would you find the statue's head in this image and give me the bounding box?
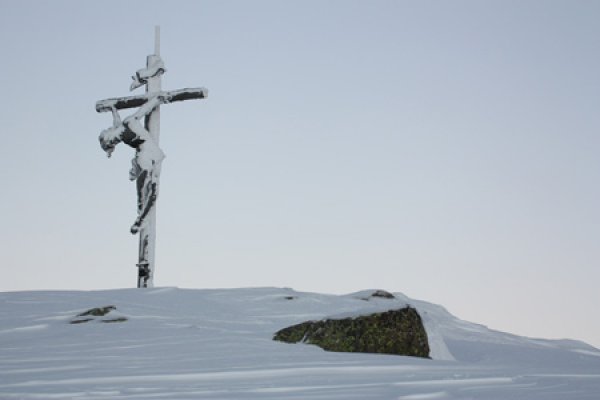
[99,126,123,157]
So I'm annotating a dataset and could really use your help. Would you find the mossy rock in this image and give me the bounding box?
[274,307,430,358]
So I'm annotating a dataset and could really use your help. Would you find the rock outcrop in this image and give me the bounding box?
[274,307,430,358]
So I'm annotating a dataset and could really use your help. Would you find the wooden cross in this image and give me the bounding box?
[96,27,207,288]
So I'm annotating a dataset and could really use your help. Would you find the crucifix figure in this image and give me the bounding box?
[96,27,208,288]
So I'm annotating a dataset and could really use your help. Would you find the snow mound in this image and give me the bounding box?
[0,287,599,399]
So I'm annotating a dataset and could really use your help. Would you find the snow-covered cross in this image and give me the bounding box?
[96,27,208,288]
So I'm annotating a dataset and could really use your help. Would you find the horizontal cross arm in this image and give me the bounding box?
[96,94,148,112]
[96,87,208,113]
[166,87,209,103]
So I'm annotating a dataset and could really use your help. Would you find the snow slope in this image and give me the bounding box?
[1,287,599,399]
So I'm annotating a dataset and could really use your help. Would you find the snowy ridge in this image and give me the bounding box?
[1,287,599,399]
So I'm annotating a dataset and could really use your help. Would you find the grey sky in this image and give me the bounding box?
[1,0,599,348]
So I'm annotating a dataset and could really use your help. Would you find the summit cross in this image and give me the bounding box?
[96,27,208,288]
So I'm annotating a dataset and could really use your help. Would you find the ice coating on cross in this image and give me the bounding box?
[96,28,208,288]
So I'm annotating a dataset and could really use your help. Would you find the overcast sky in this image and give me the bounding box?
[1,0,599,348]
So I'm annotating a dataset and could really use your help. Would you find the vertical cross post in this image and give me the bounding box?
[137,27,162,288]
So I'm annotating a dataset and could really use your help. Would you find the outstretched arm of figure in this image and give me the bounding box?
[110,107,122,127]
[98,108,125,157]
[134,94,166,119]
[122,94,164,129]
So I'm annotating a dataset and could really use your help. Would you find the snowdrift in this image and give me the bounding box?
[1,287,599,399]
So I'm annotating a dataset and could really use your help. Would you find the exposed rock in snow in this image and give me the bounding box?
[274,307,430,358]
[370,289,396,299]
[354,289,396,300]
[70,305,128,324]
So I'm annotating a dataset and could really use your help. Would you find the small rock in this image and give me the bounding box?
[76,306,116,317]
[70,305,127,324]
[371,290,395,299]
[359,290,396,301]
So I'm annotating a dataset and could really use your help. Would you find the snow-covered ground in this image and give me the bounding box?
[1,287,599,399]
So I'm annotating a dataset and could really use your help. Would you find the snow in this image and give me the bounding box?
[0,287,599,399]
